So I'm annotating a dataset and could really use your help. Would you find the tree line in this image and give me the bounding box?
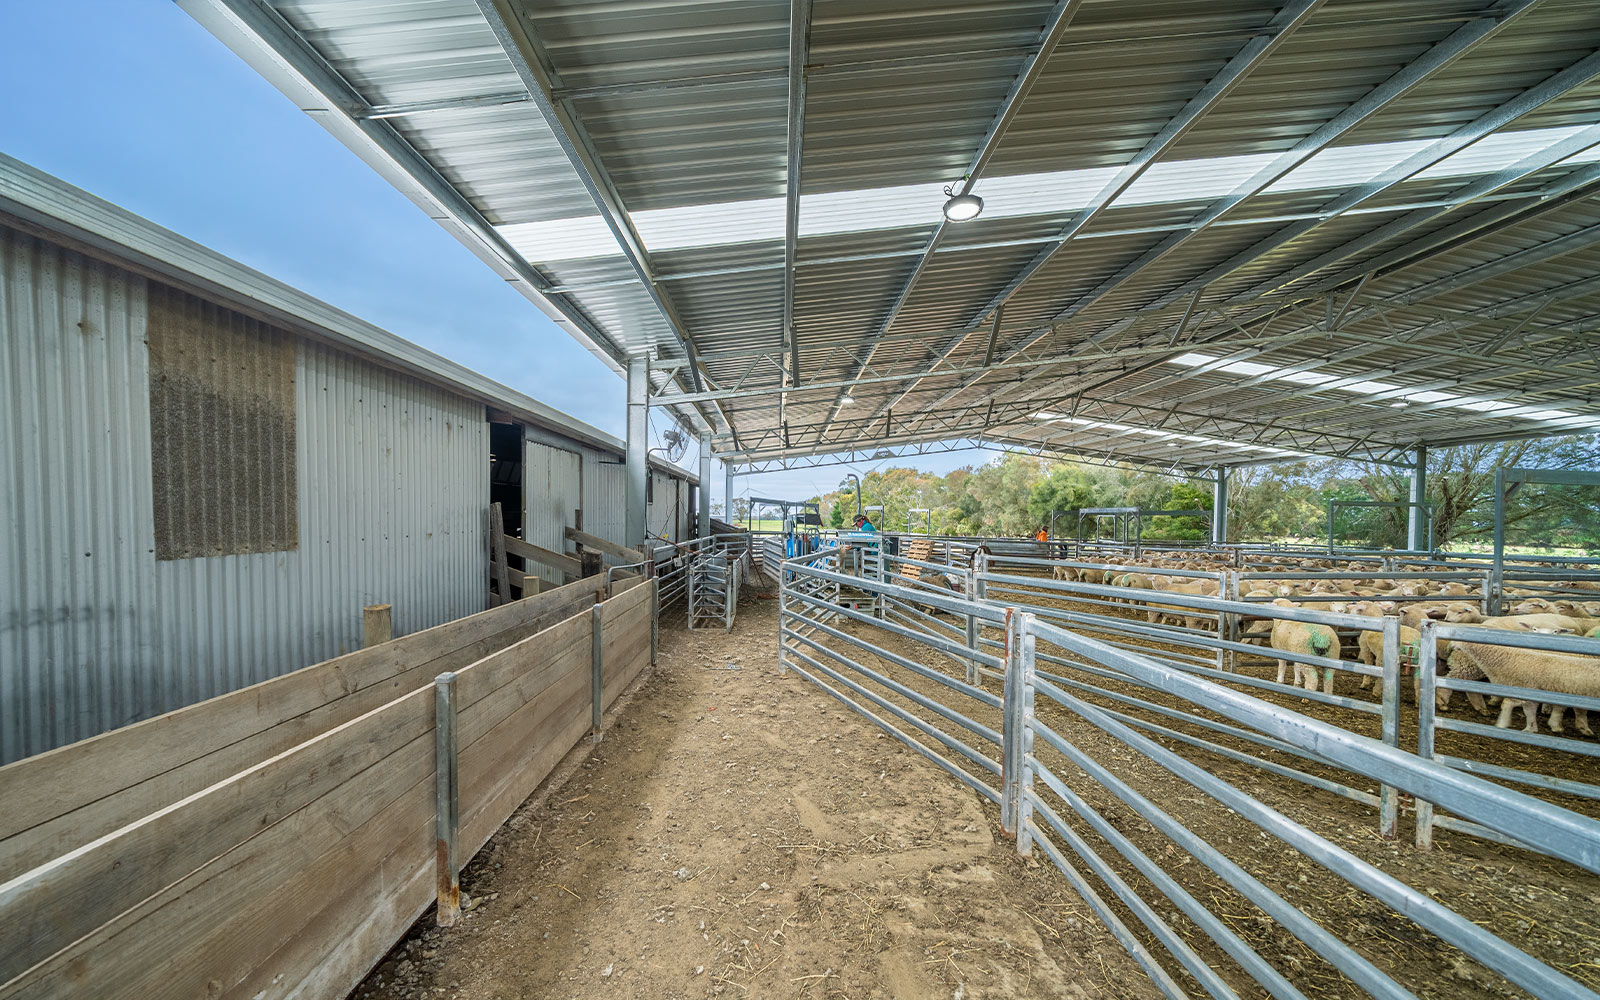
[787,433,1599,550]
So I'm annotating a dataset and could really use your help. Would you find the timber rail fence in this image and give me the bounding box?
[0,572,656,1000]
[778,547,1600,1000]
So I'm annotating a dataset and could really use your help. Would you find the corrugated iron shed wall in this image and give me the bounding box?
[524,438,583,585]
[587,455,628,555]
[0,223,488,762]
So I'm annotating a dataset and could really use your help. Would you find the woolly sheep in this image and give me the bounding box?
[1444,640,1600,736]
[1268,599,1339,695]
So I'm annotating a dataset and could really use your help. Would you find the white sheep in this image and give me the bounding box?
[1444,640,1600,736]
[1268,599,1339,695]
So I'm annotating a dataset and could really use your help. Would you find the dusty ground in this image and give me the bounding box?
[352,589,1163,1000]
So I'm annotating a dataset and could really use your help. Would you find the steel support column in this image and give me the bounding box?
[698,432,712,539]
[1212,470,1229,545]
[626,356,649,550]
[724,459,736,526]
[1407,446,1429,551]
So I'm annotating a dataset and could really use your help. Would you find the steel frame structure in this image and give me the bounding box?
[184,1,1600,480]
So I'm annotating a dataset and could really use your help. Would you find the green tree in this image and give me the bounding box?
[828,502,846,528]
[1345,434,1600,548]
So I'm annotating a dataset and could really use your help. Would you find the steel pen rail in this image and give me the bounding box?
[1417,621,1600,851]
[776,557,1600,1000]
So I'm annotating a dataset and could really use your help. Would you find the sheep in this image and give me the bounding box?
[1145,579,1218,631]
[1444,641,1600,735]
[1435,615,1590,716]
[1268,599,1339,695]
[1051,565,1079,583]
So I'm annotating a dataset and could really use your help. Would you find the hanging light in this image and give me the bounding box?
[841,393,856,405]
[942,183,983,223]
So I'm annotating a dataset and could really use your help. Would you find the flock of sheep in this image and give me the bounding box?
[1044,554,1600,738]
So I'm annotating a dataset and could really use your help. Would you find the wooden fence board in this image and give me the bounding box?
[504,535,582,578]
[460,671,592,854]
[4,737,435,1000]
[0,577,657,1000]
[0,577,605,873]
[0,686,432,980]
[564,527,644,563]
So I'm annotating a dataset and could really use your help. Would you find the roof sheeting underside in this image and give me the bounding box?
[186,0,1600,471]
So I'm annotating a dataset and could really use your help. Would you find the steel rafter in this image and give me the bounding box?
[856,0,1325,439]
[1037,2,1542,331]
[783,0,812,391]
[816,0,1089,436]
[1114,47,1600,325]
[474,0,730,436]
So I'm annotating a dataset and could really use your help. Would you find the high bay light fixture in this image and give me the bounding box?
[942,181,983,222]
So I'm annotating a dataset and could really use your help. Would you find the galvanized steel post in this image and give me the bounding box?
[1490,466,1506,616]
[1406,445,1428,552]
[698,432,712,539]
[590,602,605,737]
[1015,612,1037,857]
[1378,615,1402,839]
[963,567,979,686]
[1222,571,1240,672]
[433,671,461,927]
[1415,624,1439,851]
[625,355,649,551]
[1001,608,1023,836]
[645,557,659,665]
[1211,469,1229,545]
[971,549,989,686]
[777,565,789,675]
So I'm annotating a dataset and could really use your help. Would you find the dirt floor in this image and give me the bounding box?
[352,589,1164,1000]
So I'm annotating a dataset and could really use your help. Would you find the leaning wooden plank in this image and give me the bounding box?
[2,732,434,999]
[0,684,432,982]
[504,535,583,577]
[0,576,604,867]
[564,526,644,563]
[490,503,511,606]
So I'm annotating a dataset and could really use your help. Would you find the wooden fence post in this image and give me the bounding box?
[362,604,392,647]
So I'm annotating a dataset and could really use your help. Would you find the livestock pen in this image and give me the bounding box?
[776,541,1600,999]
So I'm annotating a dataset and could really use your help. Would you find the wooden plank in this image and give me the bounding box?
[490,503,511,604]
[34,625,590,1000]
[3,591,619,1000]
[0,576,606,871]
[459,667,591,851]
[4,733,435,999]
[0,685,433,981]
[565,526,644,563]
[602,627,652,710]
[452,612,589,711]
[504,534,582,577]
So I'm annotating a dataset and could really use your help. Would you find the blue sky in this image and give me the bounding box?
[0,0,983,507]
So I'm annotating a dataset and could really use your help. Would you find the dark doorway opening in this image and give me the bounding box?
[489,419,526,589]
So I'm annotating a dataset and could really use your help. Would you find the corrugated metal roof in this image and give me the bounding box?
[181,0,1600,472]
